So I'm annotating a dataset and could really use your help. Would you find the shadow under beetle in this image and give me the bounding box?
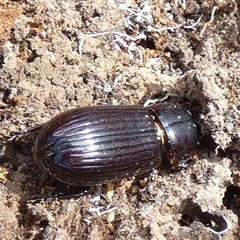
[33,103,198,186]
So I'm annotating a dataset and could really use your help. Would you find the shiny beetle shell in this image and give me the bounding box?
[34,103,198,186]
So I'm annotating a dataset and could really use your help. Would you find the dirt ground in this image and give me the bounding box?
[0,0,240,239]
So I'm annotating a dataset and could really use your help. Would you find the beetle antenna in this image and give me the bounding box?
[26,188,89,204]
[0,123,45,142]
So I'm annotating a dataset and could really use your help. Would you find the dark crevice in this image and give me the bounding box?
[92,9,101,18]
[179,199,230,234]
[138,37,156,49]
[223,184,240,217]
[0,50,4,68]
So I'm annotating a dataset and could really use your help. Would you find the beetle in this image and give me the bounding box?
[33,103,198,186]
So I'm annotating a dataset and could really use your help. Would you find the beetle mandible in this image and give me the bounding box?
[33,103,198,186]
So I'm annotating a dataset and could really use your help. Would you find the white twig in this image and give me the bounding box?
[183,14,203,31]
[89,206,118,216]
[147,24,182,33]
[200,6,218,37]
[182,0,186,9]
[144,93,178,107]
[95,72,126,93]
[79,31,146,58]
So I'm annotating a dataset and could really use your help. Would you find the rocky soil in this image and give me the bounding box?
[0,0,240,239]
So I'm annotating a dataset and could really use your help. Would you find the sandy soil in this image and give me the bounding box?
[0,0,240,239]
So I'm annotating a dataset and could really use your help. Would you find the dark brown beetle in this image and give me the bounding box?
[33,103,198,186]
